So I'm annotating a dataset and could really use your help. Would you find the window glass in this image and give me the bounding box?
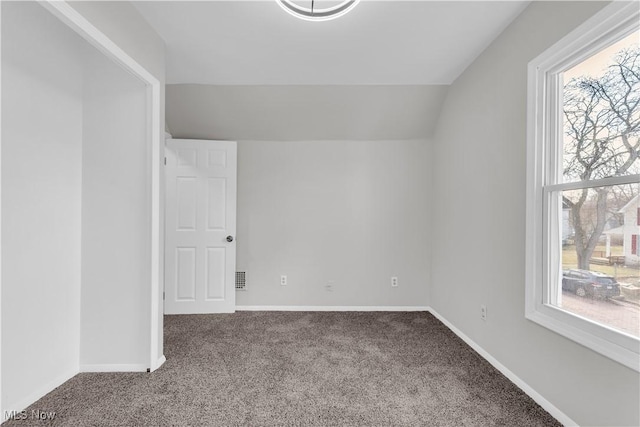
[562,31,640,183]
[558,183,639,337]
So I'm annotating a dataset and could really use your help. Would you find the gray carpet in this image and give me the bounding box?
[3,312,560,426]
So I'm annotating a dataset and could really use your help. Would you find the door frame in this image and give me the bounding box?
[0,1,164,374]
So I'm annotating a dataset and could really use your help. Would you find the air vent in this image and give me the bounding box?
[235,272,247,291]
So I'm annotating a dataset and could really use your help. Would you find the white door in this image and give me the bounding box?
[165,139,237,314]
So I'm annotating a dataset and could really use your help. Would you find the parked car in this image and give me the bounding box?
[562,269,621,298]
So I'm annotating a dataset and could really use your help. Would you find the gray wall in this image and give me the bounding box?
[167,85,437,308]
[166,85,448,141]
[430,2,639,426]
[80,47,149,368]
[70,0,167,362]
[235,139,431,307]
[70,1,166,83]
[1,1,86,411]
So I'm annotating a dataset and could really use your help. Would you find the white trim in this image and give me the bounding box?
[427,308,578,427]
[151,355,167,372]
[236,305,429,312]
[544,174,640,193]
[529,2,639,77]
[1,368,78,422]
[527,308,639,370]
[80,364,148,373]
[525,0,640,372]
[40,1,163,373]
[39,2,159,87]
[149,82,162,372]
[0,0,4,419]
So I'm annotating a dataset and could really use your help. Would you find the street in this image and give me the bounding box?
[561,290,639,337]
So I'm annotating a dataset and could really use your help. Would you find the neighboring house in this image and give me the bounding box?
[619,195,640,266]
[562,197,573,244]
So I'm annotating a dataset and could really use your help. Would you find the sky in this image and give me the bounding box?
[564,30,639,81]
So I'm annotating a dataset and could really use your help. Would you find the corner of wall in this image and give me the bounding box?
[427,1,638,426]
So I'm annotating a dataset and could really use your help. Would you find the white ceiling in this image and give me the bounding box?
[133,1,529,85]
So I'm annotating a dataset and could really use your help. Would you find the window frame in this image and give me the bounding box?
[526,1,640,371]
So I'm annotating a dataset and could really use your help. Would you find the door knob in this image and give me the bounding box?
[226,235,234,242]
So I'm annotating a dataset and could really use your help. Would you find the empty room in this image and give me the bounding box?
[1,1,639,426]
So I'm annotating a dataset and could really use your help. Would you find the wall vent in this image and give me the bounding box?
[235,272,247,291]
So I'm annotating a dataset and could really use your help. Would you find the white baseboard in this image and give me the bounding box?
[80,364,148,373]
[426,307,578,427]
[2,367,78,422]
[236,305,429,312]
[150,355,166,372]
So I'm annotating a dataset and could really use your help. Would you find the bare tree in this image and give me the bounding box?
[563,46,639,270]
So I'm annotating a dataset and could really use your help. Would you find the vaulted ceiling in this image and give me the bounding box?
[133,1,530,139]
[134,1,529,85]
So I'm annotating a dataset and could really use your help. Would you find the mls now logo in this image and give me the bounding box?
[4,410,27,421]
[30,410,57,420]
[4,409,56,421]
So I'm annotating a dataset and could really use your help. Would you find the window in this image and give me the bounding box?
[526,2,640,371]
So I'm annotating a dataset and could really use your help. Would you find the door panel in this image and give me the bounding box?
[176,178,197,230]
[176,247,196,301]
[165,139,237,314]
[207,178,226,229]
[206,248,226,300]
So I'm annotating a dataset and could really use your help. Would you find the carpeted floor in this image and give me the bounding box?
[4,312,560,426]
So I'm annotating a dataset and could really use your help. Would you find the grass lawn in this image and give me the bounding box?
[562,244,639,285]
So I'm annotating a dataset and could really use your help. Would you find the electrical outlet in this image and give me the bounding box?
[280,275,287,286]
[391,277,398,287]
[480,305,487,321]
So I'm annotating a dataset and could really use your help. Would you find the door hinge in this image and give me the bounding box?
[163,291,165,300]
[164,157,167,165]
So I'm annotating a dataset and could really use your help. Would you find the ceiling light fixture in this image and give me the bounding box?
[276,0,360,22]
